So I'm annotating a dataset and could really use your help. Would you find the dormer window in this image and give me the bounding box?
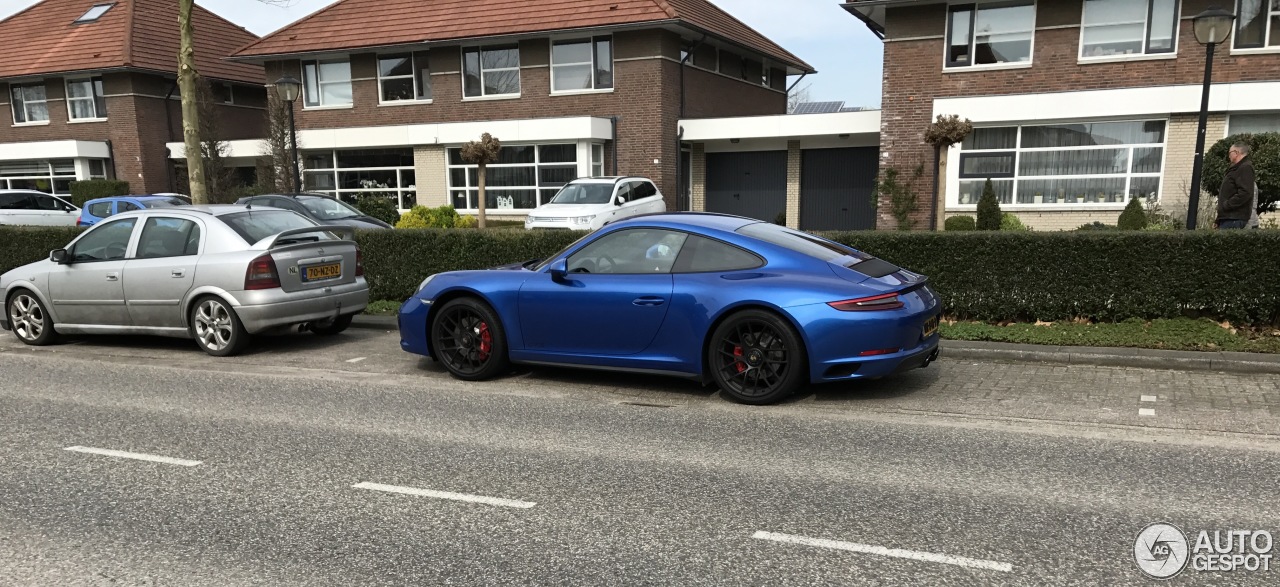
[74,3,114,24]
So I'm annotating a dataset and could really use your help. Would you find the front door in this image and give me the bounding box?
[518,228,689,355]
[123,217,202,328]
[47,217,138,326]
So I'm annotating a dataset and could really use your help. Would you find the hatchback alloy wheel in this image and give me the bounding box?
[431,298,510,381]
[710,311,806,404]
[191,297,248,356]
[8,293,54,345]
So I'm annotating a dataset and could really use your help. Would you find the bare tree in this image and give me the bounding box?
[923,114,974,231]
[460,133,502,229]
[786,83,812,114]
[259,92,297,193]
[178,0,206,203]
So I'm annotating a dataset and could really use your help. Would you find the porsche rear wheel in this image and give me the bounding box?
[431,298,510,381]
[710,310,806,405]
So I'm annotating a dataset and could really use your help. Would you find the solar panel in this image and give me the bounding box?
[792,101,845,114]
[839,106,864,112]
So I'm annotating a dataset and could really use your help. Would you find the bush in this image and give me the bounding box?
[0,226,85,275]
[456,215,478,228]
[976,179,1002,230]
[944,216,976,231]
[1076,222,1116,231]
[1117,198,1149,230]
[68,179,131,208]
[1203,132,1280,215]
[356,195,401,226]
[1000,213,1030,231]
[396,205,458,229]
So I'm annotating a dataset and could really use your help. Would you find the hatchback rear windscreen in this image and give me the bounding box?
[221,210,324,244]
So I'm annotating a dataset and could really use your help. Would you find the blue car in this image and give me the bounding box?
[78,195,188,227]
[398,213,941,404]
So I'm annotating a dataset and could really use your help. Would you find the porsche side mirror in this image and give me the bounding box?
[50,248,69,264]
[548,258,568,282]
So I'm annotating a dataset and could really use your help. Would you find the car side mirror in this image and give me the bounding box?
[50,249,70,264]
[615,197,625,206]
[548,258,568,282]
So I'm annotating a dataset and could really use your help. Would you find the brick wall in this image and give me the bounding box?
[691,143,706,211]
[413,145,447,208]
[1161,113,1228,214]
[785,140,801,229]
[879,0,1280,229]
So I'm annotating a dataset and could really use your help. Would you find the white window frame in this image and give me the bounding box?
[65,76,107,121]
[1079,0,1180,61]
[301,149,417,210]
[447,143,579,212]
[1227,112,1280,134]
[943,1,1037,71]
[591,144,605,177]
[74,3,113,24]
[377,53,431,104]
[302,59,353,108]
[10,82,49,125]
[550,36,614,94]
[1233,0,1280,51]
[461,44,521,99]
[0,159,78,193]
[953,120,1168,210]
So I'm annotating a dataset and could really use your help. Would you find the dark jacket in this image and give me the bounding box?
[1217,156,1256,222]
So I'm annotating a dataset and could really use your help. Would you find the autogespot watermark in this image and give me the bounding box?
[1134,522,1274,580]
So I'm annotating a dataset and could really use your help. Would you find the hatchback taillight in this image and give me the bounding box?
[245,255,281,290]
[356,249,365,277]
[828,293,904,311]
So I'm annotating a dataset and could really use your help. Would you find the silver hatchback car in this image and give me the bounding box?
[1,205,369,356]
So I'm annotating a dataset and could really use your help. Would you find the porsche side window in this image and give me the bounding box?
[672,235,764,273]
[567,228,688,274]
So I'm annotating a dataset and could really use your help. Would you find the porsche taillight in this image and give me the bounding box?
[827,293,904,311]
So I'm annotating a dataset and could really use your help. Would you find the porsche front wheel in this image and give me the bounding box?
[431,298,510,381]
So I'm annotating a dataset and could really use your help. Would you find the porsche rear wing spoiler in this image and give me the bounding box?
[262,225,356,249]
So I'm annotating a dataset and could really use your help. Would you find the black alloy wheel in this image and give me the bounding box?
[710,310,806,405]
[431,298,510,381]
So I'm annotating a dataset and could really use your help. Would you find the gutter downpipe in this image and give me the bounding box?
[163,79,179,192]
[611,116,619,176]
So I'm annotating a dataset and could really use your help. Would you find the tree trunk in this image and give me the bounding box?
[178,0,207,204]
[931,145,942,231]
[476,163,487,229]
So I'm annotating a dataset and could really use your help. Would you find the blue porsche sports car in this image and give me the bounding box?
[399,213,941,404]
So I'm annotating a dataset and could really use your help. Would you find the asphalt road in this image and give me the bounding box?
[0,329,1277,585]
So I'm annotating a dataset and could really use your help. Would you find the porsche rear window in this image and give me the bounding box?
[736,222,900,277]
[221,210,321,244]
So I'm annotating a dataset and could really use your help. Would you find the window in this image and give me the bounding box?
[65,77,107,119]
[303,149,416,210]
[591,144,605,176]
[88,201,112,218]
[74,3,113,23]
[462,45,520,98]
[137,218,201,258]
[1229,113,1280,134]
[72,218,136,262]
[551,36,613,92]
[672,235,763,273]
[1235,0,1280,49]
[302,59,352,107]
[0,159,76,193]
[448,143,578,210]
[11,83,49,123]
[378,53,431,102]
[945,1,1035,68]
[568,229,689,274]
[221,211,325,245]
[958,120,1167,206]
[1081,0,1178,58]
[629,181,658,201]
[89,159,107,179]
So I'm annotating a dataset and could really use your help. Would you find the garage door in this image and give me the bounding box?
[800,147,878,231]
[705,151,787,223]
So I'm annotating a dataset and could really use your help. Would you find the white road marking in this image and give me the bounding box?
[63,446,202,467]
[751,531,1013,573]
[345,357,367,363]
[352,482,536,509]
[1141,395,1157,402]
[1139,408,1156,416]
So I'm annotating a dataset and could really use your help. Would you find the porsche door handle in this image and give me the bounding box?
[633,296,666,306]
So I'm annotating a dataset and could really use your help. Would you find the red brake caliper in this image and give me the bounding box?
[477,322,492,361]
[733,345,745,373]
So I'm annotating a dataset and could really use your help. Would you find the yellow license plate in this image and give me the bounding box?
[303,262,342,282]
[923,316,939,338]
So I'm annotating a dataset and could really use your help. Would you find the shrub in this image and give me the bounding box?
[1117,198,1149,230]
[0,226,85,275]
[68,179,131,208]
[976,179,1002,230]
[944,216,976,231]
[1000,213,1030,231]
[396,205,458,229]
[356,195,401,226]
[1076,222,1116,231]
[1203,132,1280,215]
[456,214,478,228]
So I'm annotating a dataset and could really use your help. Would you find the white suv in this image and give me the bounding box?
[0,190,80,226]
[525,177,666,231]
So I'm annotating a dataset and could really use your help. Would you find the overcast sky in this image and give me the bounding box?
[0,0,883,108]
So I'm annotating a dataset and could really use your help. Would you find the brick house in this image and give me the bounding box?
[0,0,266,196]
[843,0,1280,230]
[224,0,812,216]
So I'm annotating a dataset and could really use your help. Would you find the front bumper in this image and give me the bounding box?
[232,281,369,334]
[524,220,587,231]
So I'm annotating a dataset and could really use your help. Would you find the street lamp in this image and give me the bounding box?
[1185,6,1235,230]
[273,75,302,193]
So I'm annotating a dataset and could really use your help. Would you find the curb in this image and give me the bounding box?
[941,340,1280,375]
[352,314,397,330]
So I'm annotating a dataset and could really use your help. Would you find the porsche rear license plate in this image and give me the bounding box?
[303,262,341,282]
[923,315,939,338]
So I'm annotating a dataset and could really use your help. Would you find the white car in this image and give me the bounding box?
[525,177,666,231]
[0,190,79,226]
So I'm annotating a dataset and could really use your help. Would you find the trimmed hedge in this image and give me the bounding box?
[5,227,1279,325]
[68,179,131,208]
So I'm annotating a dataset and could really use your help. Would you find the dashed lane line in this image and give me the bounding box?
[751,531,1014,573]
[352,482,536,509]
[63,445,202,467]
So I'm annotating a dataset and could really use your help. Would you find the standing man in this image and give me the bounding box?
[1215,143,1255,230]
